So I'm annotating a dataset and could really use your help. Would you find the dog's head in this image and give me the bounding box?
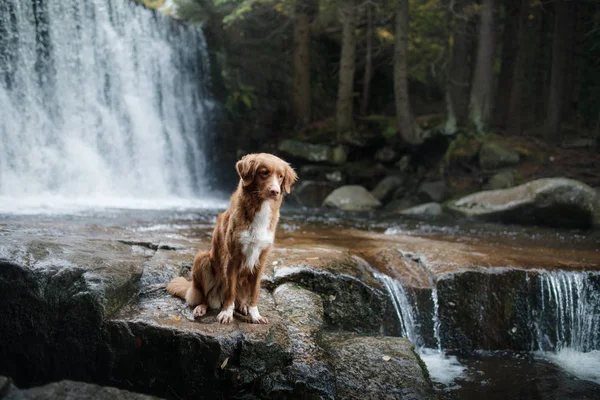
[236,153,298,200]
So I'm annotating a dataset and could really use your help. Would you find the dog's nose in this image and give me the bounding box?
[270,188,280,197]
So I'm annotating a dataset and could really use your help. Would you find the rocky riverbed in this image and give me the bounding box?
[1,207,599,399]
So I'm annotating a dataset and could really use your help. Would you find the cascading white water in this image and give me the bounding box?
[430,286,442,352]
[0,0,215,210]
[378,273,421,345]
[534,271,600,352]
[377,273,466,386]
[534,271,600,384]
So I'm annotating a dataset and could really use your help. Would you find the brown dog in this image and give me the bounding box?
[167,153,298,324]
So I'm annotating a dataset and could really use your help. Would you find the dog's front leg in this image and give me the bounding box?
[248,251,269,324]
[217,261,238,324]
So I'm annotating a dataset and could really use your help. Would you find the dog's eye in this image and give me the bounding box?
[261,170,269,176]
[279,174,283,179]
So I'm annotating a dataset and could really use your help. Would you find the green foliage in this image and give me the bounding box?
[173,0,212,22]
[383,123,397,139]
[225,83,257,114]
[138,0,166,10]
[512,170,524,185]
[407,0,447,86]
[212,0,292,25]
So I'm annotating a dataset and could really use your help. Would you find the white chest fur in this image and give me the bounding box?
[239,201,274,271]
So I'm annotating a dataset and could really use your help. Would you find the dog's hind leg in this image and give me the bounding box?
[235,277,250,316]
[190,251,210,318]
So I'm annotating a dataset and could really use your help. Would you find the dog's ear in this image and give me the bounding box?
[236,154,257,186]
[282,164,298,194]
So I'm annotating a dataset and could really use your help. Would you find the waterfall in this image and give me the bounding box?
[377,273,466,386]
[0,0,214,209]
[378,273,421,345]
[534,271,600,352]
[533,271,600,384]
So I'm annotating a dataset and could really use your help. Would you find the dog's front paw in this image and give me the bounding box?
[238,304,249,315]
[217,308,234,324]
[248,306,268,324]
[193,304,207,318]
[251,316,269,324]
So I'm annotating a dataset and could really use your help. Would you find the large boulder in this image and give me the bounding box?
[323,185,382,211]
[447,177,598,228]
[278,140,347,165]
[1,215,439,399]
[0,237,146,385]
[479,142,520,170]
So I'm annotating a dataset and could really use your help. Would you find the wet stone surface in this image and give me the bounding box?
[1,208,599,398]
[2,377,161,400]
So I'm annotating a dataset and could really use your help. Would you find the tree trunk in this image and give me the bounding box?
[445,0,475,133]
[336,0,357,136]
[563,1,584,124]
[360,3,373,116]
[506,0,530,136]
[468,0,497,134]
[494,0,521,127]
[394,0,421,145]
[291,0,316,127]
[544,0,573,142]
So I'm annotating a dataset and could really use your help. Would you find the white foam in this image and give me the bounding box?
[0,194,227,215]
[537,349,600,384]
[419,348,467,387]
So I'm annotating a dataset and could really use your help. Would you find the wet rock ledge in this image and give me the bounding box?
[0,216,435,400]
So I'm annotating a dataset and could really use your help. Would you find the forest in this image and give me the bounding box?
[160,0,600,144]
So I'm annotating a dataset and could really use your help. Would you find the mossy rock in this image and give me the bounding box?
[443,133,481,169]
[479,142,520,170]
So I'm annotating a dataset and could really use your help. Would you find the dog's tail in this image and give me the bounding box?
[167,277,191,300]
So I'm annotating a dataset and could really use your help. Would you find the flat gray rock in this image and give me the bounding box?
[400,202,442,217]
[323,185,382,211]
[447,177,597,228]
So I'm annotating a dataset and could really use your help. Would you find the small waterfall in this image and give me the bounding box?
[377,273,467,386]
[534,271,600,352]
[0,0,214,207]
[378,273,421,345]
[533,271,600,384]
